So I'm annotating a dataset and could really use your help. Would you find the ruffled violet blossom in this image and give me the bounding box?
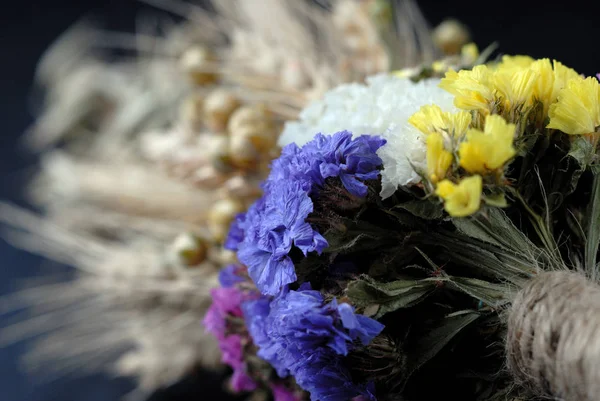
[237,131,385,296]
[242,283,384,401]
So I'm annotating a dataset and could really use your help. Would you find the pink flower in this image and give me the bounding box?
[220,334,244,370]
[231,369,257,392]
[271,383,302,401]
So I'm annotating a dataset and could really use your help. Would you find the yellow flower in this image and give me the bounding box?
[495,55,535,72]
[426,133,453,183]
[435,175,482,217]
[449,110,473,137]
[529,58,554,112]
[547,76,600,135]
[461,43,479,64]
[439,66,495,113]
[408,105,472,137]
[432,60,447,74]
[493,67,538,108]
[551,60,581,104]
[409,105,448,135]
[459,114,516,173]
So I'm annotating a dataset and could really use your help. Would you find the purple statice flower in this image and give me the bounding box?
[242,283,384,401]
[224,213,246,251]
[301,131,386,197]
[219,264,245,288]
[265,131,385,198]
[238,180,328,296]
[293,349,376,401]
[265,142,313,187]
[236,132,384,296]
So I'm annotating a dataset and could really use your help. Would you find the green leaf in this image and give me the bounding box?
[322,219,398,254]
[452,211,505,250]
[381,209,422,228]
[482,193,507,208]
[346,276,436,318]
[407,311,480,373]
[568,135,596,170]
[452,207,537,256]
[446,276,510,308]
[391,199,444,220]
[424,231,536,285]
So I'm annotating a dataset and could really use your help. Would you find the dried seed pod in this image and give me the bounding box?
[228,104,272,133]
[191,165,228,187]
[432,19,471,55]
[179,46,218,85]
[228,134,262,170]
[203,89,241,132]
[207,198,245,243]
[203,135,234,174]
[169,232,210,267]
[212,248,238,265]
[228,105,279,153]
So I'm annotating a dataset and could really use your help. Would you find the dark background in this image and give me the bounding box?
[1,0,598,400]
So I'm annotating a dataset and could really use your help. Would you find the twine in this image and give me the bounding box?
[507,271,600,401]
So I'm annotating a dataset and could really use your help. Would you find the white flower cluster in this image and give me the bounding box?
[279,74,456,199]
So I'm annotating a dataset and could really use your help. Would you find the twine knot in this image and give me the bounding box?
[507,271,600,401]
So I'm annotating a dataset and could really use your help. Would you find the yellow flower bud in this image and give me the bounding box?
[435,175,482,217]
[460,43,479,65]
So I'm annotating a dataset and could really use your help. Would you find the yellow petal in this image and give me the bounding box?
[409,105,447,136]
[551,60,581,103]
[435,179,457,199]
[447,110,472,137]
[493,68,538,107]
[439,66,495,112]
[458,114,516,173]
[529,58,554,112]
[409,105,472,138]
[496,55,535,72]
[426,133,453,183]
[547,76,600,135]
[435,175,482,217]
